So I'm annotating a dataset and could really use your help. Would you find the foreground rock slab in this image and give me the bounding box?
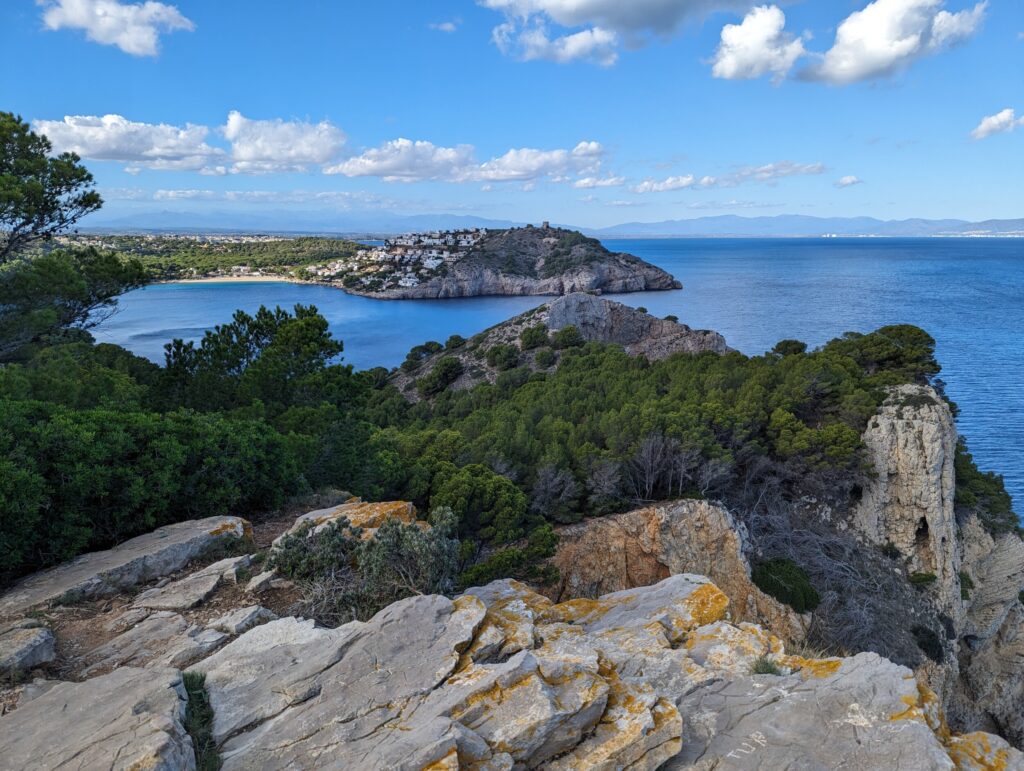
[0,516,252,617]
[185,574,1019,769]
[0,626,55,672]
[0,667,195,770]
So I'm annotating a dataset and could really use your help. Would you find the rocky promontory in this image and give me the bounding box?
[392,292,730,399]
[352,226,680,299]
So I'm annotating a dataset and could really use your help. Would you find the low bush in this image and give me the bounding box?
[183,672,219,771]
[485,344,520,371]
[551,325,584,349]
[534,348,556,368]
[750,656,781,675]
[416,357,463,397]
[909,572,937,587]
[519,325,549,350]
[959,571,975,600]
[752,558,821,613]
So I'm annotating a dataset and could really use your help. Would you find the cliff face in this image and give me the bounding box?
[848,384,1024,745]
[549,500,808,645]
[353,226,681,299]
[391,292,730,399]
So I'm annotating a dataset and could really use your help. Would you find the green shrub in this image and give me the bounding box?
[959,571,975,600]
[519,325,549,350]
[534,348,556,368]
[772,339,808,357]
[269,518,362,583]
[663,315,678,323]
[635,307,647,314]
[911,624,944,663]
[750,656,781,675]
[486,344,520,371]
[909,572,937,587]
[551,325,584,349]
[183,672,219,771]
[881,543,902,560]
[459,524,559,588]
[416,356,463,397]
[752,558,820,613]
[445,334,466,349]
[954,439,1018,536]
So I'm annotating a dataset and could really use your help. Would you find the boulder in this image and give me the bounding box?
[81,610,228,675]
[209,605,277,635]
[245,569,276,594]
[134,555,252,611]
[0,626,55,672]
[0,667,194,770]
[0,516,252,617]
[551,499,807,643]
[272,500,419,548]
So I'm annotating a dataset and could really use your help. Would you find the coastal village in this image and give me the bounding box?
[303,227,491,290]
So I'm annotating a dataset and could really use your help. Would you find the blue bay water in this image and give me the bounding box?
[94,238,1023,510]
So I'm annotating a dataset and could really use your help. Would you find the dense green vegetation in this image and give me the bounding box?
[49,234,365,280]
[0,114,1017,612]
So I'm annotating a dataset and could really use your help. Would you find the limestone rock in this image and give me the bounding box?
[852,385,961,616]
[134,555,252,611]
[272,499,419,547]
[545,292,729,360]
[0,667,194,770]
[0,626,55,672]
[209,605,277,635]
[0,515,252,617]
[551,500,806,643]
[245,569,276,594]
[82,610,228,674]
[669,653,960,770]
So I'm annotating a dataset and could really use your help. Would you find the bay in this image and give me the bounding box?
[94,237,1024,510]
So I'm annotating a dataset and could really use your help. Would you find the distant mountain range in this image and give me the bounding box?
[81,210,1023,238]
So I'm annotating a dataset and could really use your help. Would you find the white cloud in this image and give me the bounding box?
[324,138,476,182]
[328,137,603,184]
[222,111,346,174]
[39,0,194,56]
[711,5,805,82]
[33,113,226,173]
[429,19,460,32]
[509,24,618,65]
[835,175,864,187]
[633,160,825,193]
[805,0,987,84]
[970,108,1024,139]
[468,140,604,181]
[481,0,748,63]
[573,175,625,188]
[632,174,697,193]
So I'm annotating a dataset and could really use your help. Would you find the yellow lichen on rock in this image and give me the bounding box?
[778,655,843,679]
[682,582,730,628]
[947,732,1012,771]
[419,747,459,771]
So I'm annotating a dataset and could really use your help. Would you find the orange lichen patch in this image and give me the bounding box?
[682,583,730,628]
[539,597,612,626]
[889,693,924,723]
[947,732,1011,771]
[208,519,251,539]
[778,655,842,679]
[338,500,419,530]
[419,747,459,771]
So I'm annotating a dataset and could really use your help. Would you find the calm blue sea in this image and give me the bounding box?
[94,238,1024,510]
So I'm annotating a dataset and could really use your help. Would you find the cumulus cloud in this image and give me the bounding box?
[33,113,226,174]
[835,175,864,187]
[39,0,194,56]
[327,138,603,184]
[222,111,346,174]
[711,5,805,82]
[632,174,698,193]
[633,160,825,193]
[970,108,1023,139]
[481,0,748,63]
[573,175,625,188]
[323,139,476,182]
[804,0,987,84]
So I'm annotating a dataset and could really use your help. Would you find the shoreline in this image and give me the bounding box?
[157,275,306,285]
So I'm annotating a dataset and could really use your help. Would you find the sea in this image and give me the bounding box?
[94,237,1024,511]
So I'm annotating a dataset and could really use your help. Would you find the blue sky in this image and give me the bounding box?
[3,0,1022,228]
